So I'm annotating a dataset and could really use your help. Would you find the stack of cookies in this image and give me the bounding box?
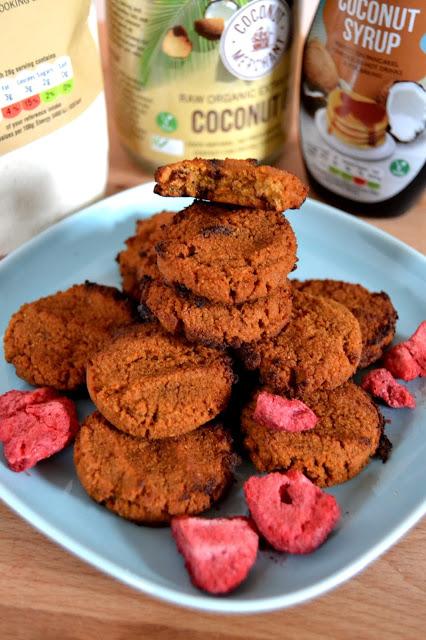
[4,157,398,530]
[119,157,395,489]
[75,320,238,524]
[139,158,307,348]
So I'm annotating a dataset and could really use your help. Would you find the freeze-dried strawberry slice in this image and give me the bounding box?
[171,516,259,594]
[384,321,426,381]
[0,387,58,419]
[253,391,318,432]
[244,471,340,554]
[0,397,79,472]
[361,369,415,409]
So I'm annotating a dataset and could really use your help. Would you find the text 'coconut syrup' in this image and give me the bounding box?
[300,1,426,217]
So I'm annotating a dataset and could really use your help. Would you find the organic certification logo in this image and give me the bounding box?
[220,0,291,81]
[156,112,178,133]
[390,159,410,177]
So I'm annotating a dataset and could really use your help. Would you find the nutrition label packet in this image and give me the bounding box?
[0,1,104,155]
[0,57,74,115]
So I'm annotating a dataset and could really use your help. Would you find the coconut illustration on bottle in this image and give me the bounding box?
[162,26,193,59]
[194,0,239,41]
[301,38,339,115]
[385,81,426,143]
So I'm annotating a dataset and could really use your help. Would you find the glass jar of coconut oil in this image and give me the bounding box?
[106,0,294,171]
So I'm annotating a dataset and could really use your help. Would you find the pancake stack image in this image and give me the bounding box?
[326,88,388,148]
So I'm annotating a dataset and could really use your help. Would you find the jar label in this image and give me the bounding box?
[300,0,426,203]
[0,1,104,156]
[107,0,292,165]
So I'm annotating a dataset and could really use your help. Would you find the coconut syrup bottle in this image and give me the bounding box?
[300,1,426,217]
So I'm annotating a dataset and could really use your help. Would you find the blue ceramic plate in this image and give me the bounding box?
[0,184,425,613]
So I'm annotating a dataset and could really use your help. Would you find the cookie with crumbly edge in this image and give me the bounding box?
[117,210,174,299]
[154,158,308,211]
[292,278,397,368]
[86,322,234,439]
[241,383,387,487]
[141,278,293,348]
[4,282,136,390]
[155,201,297,304]
[239,291,362,396]
[74,412,237,524]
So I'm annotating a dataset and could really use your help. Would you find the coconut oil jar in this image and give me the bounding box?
[106,0,294,170]
[300,0,426,216]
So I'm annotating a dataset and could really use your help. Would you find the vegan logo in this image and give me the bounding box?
[220,0,291,81]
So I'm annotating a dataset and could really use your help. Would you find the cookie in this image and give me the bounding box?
[292,279,397,368]
[241,382,385,487]
[155,201,297,304]
[74,412,237,524]
[141,279,293,348]
[86,323,234,439]
[239,291,362,396]
[154,158,308,212]
[117,211,174,299]
[4,282,136,390]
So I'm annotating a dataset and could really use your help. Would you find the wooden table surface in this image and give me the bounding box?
[1,15,426,640]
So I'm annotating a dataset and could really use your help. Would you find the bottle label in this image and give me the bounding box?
[107,0,292,165]
[0,1,104,156]
[300,0,426,203]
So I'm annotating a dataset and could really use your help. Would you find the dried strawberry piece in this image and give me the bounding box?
[253,391,319,432]
[0,387,58,419]
[171,516,259,594]
[244,471,340,554]
[0,397,79,472]
[361,368,415,409]
[384,321,426,381]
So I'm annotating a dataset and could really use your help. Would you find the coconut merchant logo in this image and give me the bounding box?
[220,0,291,81]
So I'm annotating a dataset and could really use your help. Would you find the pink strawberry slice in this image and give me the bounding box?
[0,387,59,421]
[244,471,340,554]
[1,397,79,472]
[253,391,319,432]
[171,516,259,594]
[361,368,415,409]
[384,321,426,380]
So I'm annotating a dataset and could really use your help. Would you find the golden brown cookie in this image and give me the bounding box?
[4,282,136,390]
[291,279,398,368]
[86,323,234,439]
[141,279,293,348]
[155,201,297,304]
[241,383,386,487]
[74,412,237,524]
[116,211,174,299]
[239,291,362,396]
[154,158,308,211]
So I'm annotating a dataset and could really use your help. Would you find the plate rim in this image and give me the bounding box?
[1,477,425,614]
[0,182,425,613]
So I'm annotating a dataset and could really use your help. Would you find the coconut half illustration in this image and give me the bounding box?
[162,26,193,59]
[195,0,239,40]
[204,0,239,21]
[386,81,426,143]
[301,82,327,115]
